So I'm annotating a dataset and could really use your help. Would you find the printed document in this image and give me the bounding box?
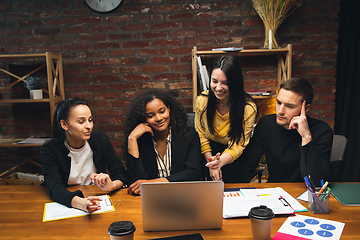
[223,187,307,218]
[43,194,114,222]
[273,214,345,240]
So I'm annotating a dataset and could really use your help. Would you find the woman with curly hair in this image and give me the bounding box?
[195,55,257,183]
[124,90,203,195]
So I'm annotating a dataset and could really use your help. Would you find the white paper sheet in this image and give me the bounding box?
[43,194,114,222]
[223,194,295,218]
[223,187,308,219]
[296,190,309,202]
[15,137,52,144]
[240,187,308,212]
[273,214,345,240]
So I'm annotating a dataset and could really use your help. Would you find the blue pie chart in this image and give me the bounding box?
[317,230,333,237]
[305,218,320,225]
[320,224,336,230]
[291,221,306,228]
[298,229,314,236]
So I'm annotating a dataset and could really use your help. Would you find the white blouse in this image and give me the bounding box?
[65,141,97,185]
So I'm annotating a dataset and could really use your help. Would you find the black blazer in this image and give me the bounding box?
[126,127,204,184]
[40,132,129,208]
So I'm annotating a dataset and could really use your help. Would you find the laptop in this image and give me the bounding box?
[141,181,224,232]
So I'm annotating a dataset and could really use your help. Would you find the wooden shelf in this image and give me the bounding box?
[0,52,65,125]
[0,53,47,59]
[192,44,292,111]
[194,48,291,55]
[0,138,43,148]
[0,52,65,176]
[0,96,63,104]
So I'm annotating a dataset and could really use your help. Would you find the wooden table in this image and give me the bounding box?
[0,183,359,239]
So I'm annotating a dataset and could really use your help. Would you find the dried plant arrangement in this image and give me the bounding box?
[252,0,302,48]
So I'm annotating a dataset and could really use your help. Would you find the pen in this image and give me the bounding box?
[321,179,324,187]
[319,187,331,201]
[317,181,329,197]
[304,176,313,191]
[279,196,295,213]
[308,175,316,190]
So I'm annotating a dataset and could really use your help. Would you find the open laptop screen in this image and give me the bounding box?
[141,181,224,232]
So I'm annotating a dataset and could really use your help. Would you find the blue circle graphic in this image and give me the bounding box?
[317,230,333,237]
[291,221,306,228]
[320,224,336,231]
[305,218,320,225]
[298,229,314,236]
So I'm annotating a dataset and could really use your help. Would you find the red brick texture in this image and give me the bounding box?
[0,0,339,170]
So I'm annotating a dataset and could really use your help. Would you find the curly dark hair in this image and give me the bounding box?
[122,90,190,160]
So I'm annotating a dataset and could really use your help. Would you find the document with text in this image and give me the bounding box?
[43,194,114,222]
[223,187,307,219]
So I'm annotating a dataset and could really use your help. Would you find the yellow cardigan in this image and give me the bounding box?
[194,90,257,163]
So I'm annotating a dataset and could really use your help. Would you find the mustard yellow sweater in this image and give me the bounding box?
[195,90,257,162]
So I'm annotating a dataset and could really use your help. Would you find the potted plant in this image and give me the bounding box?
[25,76,43,99]
[0,122,3,143]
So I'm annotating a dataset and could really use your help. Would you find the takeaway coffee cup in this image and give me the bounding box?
[248,205,274,240]
[108,221,136,240]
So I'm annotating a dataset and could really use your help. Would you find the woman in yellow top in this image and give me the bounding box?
[195,55,257,183]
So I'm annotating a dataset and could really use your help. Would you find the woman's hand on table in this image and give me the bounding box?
[72,195,102,214]
[84,196,102,213]
[127,178,169,196]
[90,173,123,192]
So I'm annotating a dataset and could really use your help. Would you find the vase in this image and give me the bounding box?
[30,89,43,99]
[264,28,278,49]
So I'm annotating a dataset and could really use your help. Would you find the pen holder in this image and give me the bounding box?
[308,189,329,214]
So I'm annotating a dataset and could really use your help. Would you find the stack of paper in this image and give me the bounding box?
[212,47,244,51]
[246,90,272,96]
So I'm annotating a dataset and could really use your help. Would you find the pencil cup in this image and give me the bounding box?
[308,189,330,214]
[248,205,274,240]
[108,221,136,240]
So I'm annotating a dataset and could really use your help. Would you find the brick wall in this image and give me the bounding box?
[0,0,339,173]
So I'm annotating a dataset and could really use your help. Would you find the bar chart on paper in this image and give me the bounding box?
[222,188,298,218]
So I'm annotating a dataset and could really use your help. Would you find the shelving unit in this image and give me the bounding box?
[192,44,292,111]
[0,52,65,125]
[0,52,65,177]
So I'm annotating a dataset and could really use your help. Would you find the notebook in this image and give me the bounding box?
[141,181,224,232]
[330,183,360,206]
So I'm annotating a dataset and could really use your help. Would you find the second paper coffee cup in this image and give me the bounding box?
[248,205,274,240]
[108,221,136,240]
